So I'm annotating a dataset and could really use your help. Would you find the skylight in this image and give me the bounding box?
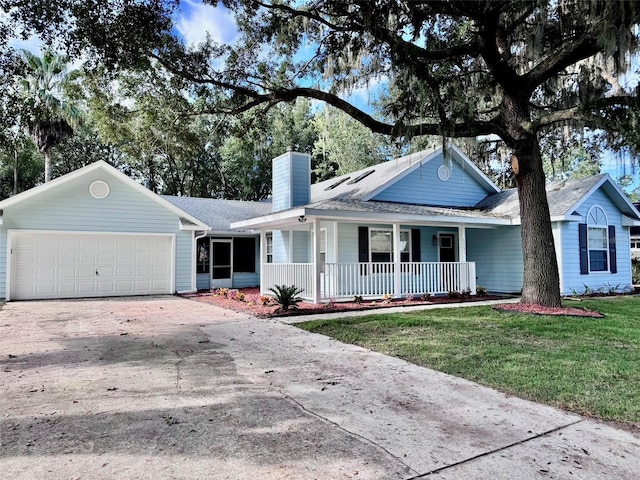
[325,177,350,190]
[347,169,375,184]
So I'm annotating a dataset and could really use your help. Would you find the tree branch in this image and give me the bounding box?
[525,35,600,89]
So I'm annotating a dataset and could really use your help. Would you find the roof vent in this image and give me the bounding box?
[347,169,375,184]
[325,177,350,190]
[89,180,110,199]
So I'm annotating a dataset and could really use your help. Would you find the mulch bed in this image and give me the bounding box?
[493,302,605,318]
[182,287,506,318]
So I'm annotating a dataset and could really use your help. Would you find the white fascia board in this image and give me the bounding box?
[622,215,640,227]
[207,230,260,236]
[508,215,574,225]
[230,207,308,229]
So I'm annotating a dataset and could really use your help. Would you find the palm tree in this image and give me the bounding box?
[18,49,81,182]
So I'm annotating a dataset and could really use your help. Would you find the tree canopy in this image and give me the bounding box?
[3,0,640,307]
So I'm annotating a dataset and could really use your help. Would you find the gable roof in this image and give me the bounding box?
[310,144,500,203]
[0,160,210,230]
[476,174,640,222]
[162,196,272,233]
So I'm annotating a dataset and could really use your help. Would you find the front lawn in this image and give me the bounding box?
[297,296,640,427]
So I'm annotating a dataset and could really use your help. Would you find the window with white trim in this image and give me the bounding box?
[587,206,608,272]
[369,228,411,262]
[265,232,273,263]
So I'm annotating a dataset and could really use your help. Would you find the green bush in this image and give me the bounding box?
[268,284,304,311]
[633,259,640,285]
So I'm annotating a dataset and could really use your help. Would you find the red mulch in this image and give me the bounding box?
[493,302,605,318]
[181,287,504,318]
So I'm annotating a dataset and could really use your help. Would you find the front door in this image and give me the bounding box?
[211,239,233,288]
[438,233,456,262]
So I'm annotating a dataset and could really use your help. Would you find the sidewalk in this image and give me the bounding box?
[280,296,521,323]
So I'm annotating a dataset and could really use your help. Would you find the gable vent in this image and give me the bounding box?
[325,177,350,191]
[347,169,375,184]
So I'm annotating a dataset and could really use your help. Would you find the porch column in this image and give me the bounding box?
[259,229,266,295]
[458,225,467,262]
[312,218,321,303]
[393,223,401,298]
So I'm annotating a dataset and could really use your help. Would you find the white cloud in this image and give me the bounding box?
[175,0,238,47]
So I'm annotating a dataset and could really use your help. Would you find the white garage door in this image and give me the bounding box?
[10,232,173,300]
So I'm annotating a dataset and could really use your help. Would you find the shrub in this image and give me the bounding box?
[476,285,488,296]
[260,295,272,306]
[353,295,363,304]
[383,293,392,303]
[632,259,640,285]
[268,284,304,311]
[420,292,431,301]
[447,290,461,299]
[235,292,245,302]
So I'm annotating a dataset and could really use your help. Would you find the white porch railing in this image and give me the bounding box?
[261,263,314,299]
[262,262,476,302]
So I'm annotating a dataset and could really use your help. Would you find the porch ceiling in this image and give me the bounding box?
[230,198,512,230]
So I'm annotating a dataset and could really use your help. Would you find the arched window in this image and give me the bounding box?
[587,206,609,272]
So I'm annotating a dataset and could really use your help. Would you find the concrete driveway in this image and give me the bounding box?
[1,296,638,479]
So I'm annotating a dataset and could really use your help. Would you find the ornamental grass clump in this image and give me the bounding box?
[268,284,304,311]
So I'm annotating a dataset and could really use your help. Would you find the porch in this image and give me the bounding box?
[262,261,476,303]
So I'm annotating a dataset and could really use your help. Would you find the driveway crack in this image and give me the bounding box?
[278,389,420,476]
[406,419,585,479]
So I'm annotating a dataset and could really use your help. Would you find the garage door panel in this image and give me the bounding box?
[11,232,173,300]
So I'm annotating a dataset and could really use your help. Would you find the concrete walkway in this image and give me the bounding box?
[1,296,638,479]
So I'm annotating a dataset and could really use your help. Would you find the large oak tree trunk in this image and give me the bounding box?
[513,138,562,307]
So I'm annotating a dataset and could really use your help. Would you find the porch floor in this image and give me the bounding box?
[182,287,516,318]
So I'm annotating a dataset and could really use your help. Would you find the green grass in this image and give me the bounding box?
[297,296,640,426]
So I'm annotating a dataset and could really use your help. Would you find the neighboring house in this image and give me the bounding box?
[0,146,638,302]
[631,203,640,261]
[231,147,640,302]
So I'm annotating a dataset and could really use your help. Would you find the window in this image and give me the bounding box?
[320,228,327,265]
[400,230,411,262]
[369,228,411,262]
[587,206,608,272]
[233,237,256,273]
[196,237,209,274]
[370,229,392,262]
[265,233,273,263]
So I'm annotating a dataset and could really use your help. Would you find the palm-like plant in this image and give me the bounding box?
[18,49,82,182]
[268,285,304,311]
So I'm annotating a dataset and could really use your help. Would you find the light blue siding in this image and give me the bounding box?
[272,152,310,212]
[559,188,632,295]
[272,156,291,212]
[372,153,490,207]
[467,226,524,293]
[292,153,310,207]
[196,273,210,290]
[293,231,310,262]
[0,168,192,298]
[273,230,290,262]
